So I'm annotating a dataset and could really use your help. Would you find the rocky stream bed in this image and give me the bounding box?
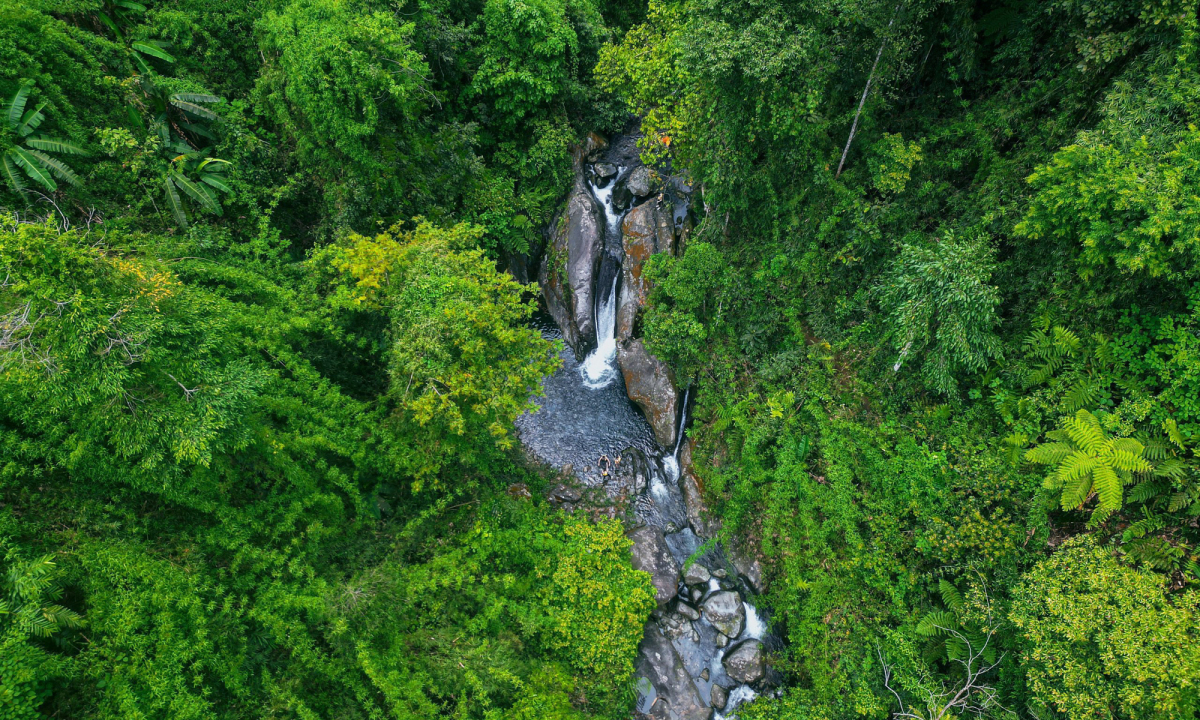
[513,132,781,719]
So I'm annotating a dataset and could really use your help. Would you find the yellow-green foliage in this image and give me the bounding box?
[1010,538,1200,720]
[540,517,656,678]
[320,220,561,484]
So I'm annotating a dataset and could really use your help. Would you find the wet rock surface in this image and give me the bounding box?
[702,591,746,639]
[723,640,765,684]
[619,338,680,449]
[636,623,714,720]
[628,165,656,197]
[538,170,604,358]
[680,440,720,538]
[628,526,682,608]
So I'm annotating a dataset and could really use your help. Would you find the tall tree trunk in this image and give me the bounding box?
[836,12,898,179]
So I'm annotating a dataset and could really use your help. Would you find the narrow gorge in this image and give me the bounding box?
[515,133,781,720]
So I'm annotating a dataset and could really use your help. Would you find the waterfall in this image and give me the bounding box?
[580,256,620,389]
[662,385,691,482]
[579,168,627,390]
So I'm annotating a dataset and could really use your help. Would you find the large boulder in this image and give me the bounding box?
[722,640,765,684]
[617,197,675,344]
[538,171,604,358]
[628,165,657,197]
[628,525,681,608]
[583,131,609,160]
[702,591,745,639]
[619,338,680,449]
[636,623,713,720]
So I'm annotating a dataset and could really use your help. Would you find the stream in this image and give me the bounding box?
[515,146,775,719]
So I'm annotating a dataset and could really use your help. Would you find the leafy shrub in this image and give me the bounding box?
[1010,538,1200,720]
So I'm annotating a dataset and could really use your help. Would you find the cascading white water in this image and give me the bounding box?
[662,386,691,481]
[580,270,619,389]
[579,168,626,390]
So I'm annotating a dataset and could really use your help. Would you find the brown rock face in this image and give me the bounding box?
[538,171,603,358]
[619,338,680,448]
[617,197,675,344]
[680,439,720,538]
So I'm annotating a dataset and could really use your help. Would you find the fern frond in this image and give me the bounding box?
[1111,438,1144,455]
[1052,326,1081,354]
[1093,464,1123,512]
[939,580,965,611]
[1128,480,1165,504]
[1057,452,1098,483]
[1025,442,1072,465]
[1065,410,1105,453]
[1142,437,1171,461]
[1060,472,1093,510]
[917,610,957,637]
[1110,449,1152,474]
[1063,378,1100,412]
[1165,419,1186,449]
[1153,457,1187,480]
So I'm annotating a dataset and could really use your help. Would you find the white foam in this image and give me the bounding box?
[743,602,766,640]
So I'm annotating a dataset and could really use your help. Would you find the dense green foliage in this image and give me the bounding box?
[601,0,1200,717]
[4,0,1200,718]
[0,0,651,718]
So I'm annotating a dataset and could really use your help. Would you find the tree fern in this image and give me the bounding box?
[1027,409,1151,525]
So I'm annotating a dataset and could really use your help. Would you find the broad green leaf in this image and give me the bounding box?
[23,149,81,186]
[6,79,34,131]
[171,93,221,104]
[200,174,232,193]
[1,152,27,193]
[197,158,231,172]
[163,175,188,227]
[170,100,218,121]
[17,102,47,136]
[10,147,55,191]
[132,41,176,63]
[25,136,89,156]
[171,171,221,214]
